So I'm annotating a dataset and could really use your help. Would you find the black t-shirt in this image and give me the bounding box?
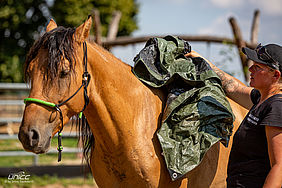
[227,89,282,188]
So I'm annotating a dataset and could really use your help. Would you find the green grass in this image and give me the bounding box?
[0,138,82,167]
[0,138,97,187]
[0,139,23,151]
[50,137,79,148]
[0,155,33,167]
[0,153,79,167]
[0,137,79,151]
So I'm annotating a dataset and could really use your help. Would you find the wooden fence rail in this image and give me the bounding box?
[97,35,256,49]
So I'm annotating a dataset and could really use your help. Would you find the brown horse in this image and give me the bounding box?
[18,17,247,187]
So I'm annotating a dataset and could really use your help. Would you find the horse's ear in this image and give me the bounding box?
[46,19,57,32]
[75,16,92,42]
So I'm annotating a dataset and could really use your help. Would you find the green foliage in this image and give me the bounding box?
[0,0,50,83]
[50,0,94,28]
[217,44,236,74]
[0,0,139,83]
[215,43,245,83]
[50,0,139,36]
[92,0,139,36]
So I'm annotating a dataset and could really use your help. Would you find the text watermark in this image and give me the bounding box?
[4,171,34,184]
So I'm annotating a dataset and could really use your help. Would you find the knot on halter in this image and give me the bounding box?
[82,72,90,86]
[57,146,63,151]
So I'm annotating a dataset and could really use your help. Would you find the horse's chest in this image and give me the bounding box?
[92,146,155,187]
[102,151,128,181]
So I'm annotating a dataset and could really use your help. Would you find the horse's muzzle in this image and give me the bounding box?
[18,126,51,154]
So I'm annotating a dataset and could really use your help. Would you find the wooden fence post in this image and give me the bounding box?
[92,9,102,46]
[229,10,260,82]
[105,11,122,50]
[250,10,260,44]
[229,17,248,81]
[245,10,260,83]
[107,11,122,41]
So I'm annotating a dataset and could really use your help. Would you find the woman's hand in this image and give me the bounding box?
[185,50,202,58]
[186,50,252,109]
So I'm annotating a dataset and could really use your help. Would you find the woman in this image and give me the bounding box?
[186,43,282,188]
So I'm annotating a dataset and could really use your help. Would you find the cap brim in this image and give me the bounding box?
[242,47,267,65]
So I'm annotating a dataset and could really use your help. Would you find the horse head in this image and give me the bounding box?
[18,17,93,154]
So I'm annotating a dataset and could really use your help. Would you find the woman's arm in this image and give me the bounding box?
[186,51,253,109]
[264,126,282,188]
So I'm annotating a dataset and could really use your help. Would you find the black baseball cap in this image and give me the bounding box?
[242,43,282,72]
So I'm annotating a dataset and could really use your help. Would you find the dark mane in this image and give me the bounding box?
[24,26,76,82]
[24,26,94,166]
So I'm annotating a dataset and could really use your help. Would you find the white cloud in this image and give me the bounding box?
[250,0,282,16]
[198,13,233,36]
[210,0,282,16]
[197,12,253,43]
[210,0,244,8]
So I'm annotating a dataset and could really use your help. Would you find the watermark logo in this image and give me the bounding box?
[4,171,33,184]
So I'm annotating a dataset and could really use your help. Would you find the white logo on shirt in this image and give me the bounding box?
[247,113,259,125]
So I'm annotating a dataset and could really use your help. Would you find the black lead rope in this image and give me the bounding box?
[55,106,64,161]
[55,41,90,162]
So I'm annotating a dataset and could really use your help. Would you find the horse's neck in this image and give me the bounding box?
[84,42,164,150]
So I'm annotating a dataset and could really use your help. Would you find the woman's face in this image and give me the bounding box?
[248,62,274,89]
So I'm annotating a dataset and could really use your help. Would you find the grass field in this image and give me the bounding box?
[0,137,80,167]
[0,137,97,187]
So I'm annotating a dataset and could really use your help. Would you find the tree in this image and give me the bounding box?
[0,0,51,82]
[0,0,139,82]
[50,0,139,36]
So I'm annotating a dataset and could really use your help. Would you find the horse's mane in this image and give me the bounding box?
[24,26,94,166]
[24,26,77,83]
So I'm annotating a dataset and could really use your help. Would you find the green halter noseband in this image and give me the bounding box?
[24,98,56,108]
[24,42,90,162]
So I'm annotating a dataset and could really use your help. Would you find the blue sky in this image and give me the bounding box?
[112,0,282,83]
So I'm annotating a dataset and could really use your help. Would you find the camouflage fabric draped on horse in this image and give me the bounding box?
[132,35,234,180]
[18,16,247,187]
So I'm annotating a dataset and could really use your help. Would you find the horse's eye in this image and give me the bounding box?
[60,70,69,78]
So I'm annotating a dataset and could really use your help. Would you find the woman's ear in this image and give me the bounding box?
[273,70,281,80]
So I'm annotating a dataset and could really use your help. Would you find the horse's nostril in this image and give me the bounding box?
[29,129,39,146]
[31,129,38,140]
